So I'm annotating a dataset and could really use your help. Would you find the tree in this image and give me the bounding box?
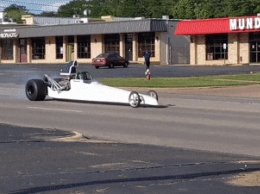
[4,4,29,23]
[86,0,175,18]
[220,0,254,17]
[6,0,256,20]
[141,0,176,18]
[115,0,147,17]
[172,0,197,19]
[251,0,260,14]
[39,12,57,17]
[86,0,143,17]
[57,0,89,17]
[99,0,125,16]
[251,0,260,15]
[172,0,260,19]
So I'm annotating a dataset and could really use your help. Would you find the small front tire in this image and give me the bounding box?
[147,90,158,101]
[129,91,140,108]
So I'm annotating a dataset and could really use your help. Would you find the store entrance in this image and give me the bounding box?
[67,43,74,61]
[125,33,133,61]
[66,36,74,62]
[19,39,27,63]
[250,33,260,63]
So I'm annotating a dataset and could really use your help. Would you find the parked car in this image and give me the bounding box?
[92,53,129,69]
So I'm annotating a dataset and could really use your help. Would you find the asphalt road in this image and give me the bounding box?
[1,91,260,156]
[1,64,260,193]
[1,123,260,194]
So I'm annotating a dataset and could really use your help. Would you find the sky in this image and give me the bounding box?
[0,0,72,14]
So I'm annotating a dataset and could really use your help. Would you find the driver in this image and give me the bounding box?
[76,72,88,80]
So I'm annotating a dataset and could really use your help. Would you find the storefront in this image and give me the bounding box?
[0,16,189,65]
[175,16,260,65]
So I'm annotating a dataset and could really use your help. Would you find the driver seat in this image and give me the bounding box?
[60,60,77,76]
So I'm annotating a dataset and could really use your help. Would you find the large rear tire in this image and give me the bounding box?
[25,79,47,101]
[128,91,140,108]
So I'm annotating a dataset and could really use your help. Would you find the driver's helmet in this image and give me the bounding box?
[76,72,88,80]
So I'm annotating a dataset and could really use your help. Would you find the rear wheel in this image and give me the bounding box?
[95,66,99,69]
[25,79,47,101]
[147,90,158,101]
[128,91,140,108]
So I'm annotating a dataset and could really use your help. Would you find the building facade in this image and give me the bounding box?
[0,15,189,65]
[175,15,260,66]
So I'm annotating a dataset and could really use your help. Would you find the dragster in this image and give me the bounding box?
[25,61,159,108]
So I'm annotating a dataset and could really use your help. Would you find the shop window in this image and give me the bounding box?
[104,34,120,54]
[56,37,63,59]
[206,34,228,60]
[77,35,90,58]
[138,32,155,58]
[1,39,13,60]
[32,37,45,59]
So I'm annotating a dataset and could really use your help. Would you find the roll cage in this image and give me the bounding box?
[44,61,94,92]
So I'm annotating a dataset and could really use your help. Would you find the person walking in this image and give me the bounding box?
[143,51,152,80]
[143,50,151,69]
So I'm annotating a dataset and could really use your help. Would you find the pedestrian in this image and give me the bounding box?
[143,50,151,70]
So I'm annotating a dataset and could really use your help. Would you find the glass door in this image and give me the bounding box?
[66,36,74,61]
[19,39,27,63]
[125,33,133,61]
[250,41,260,63]
[250,33,260,63]
[67,44,74,61]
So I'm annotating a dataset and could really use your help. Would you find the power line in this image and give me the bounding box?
[1,0,62,8]
[0,0,70,14]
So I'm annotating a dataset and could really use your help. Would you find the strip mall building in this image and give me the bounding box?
[175,15,260,65]
[0,14,189,65]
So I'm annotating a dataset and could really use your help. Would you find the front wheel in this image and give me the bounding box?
[147,90,158,101]
[128,91,140,108]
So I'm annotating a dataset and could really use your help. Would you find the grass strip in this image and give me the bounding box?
[100,73,260,88]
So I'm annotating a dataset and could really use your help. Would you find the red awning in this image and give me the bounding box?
[175,16,260,35]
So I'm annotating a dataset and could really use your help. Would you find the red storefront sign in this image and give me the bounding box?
[175,16,260,35]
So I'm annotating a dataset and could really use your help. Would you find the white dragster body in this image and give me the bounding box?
[47,78,158,106]
[25,61,159,108]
